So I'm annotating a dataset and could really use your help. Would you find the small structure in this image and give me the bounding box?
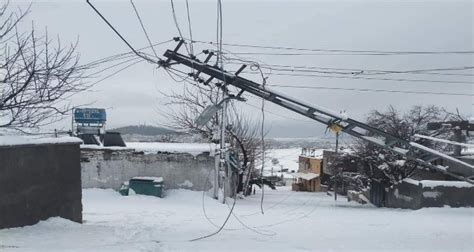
[73,108,126,147]
[0,136,83,229]
[119,176,164,197]
[292,148,323,192]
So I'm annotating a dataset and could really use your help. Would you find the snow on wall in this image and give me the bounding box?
[81,142,217,156]
[0,136,82,147]
[419,180,474,189]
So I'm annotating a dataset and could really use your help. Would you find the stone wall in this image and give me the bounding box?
[81,149,215,191]
[0,140,82,229]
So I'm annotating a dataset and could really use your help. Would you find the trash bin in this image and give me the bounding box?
[129,176,164,198]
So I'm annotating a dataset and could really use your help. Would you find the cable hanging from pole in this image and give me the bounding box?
[86,0,159,65]
[130,0,160,59]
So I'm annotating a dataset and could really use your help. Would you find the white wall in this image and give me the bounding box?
[81,150,215,191]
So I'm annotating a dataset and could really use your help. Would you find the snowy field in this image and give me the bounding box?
[1,187,472,252]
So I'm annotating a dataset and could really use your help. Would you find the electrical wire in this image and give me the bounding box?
[242,102,311,122]
[80,39,173,69]
[188,39,474,55]
[86,0,158,64]
[190,168,238,241]
[90,59,144,86]
[185,0,194,55]
[241,71,474,85]
[267,84,473,97]
[229,63,474,77]
[170,0,190,55]
[254,63,268,215]
[130,0,160,59]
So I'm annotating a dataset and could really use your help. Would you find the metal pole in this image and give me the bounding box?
[218,93,228,203]
[334,132,339,201]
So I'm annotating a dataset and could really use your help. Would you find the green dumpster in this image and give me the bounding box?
[129,176,164,198]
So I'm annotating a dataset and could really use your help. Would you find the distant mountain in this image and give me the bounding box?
[109,125,179,136]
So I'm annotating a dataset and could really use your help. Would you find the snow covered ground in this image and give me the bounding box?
[1,187,472,252]
[263,148,302,175]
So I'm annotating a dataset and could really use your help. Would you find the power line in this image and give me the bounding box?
[188,39,474,55]
[170,0,190,55]
[224,62,474,77]
[130,0,160,59]
[79,39,173,69]
[242,102,311,122]
[268,84,473,97]
[88,56,140,77]
[90,59,144,86]
[242,71,474,85]
[86,0,158,64]
[185,0,194,55]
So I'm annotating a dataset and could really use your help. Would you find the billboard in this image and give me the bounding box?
[74,108,106,124]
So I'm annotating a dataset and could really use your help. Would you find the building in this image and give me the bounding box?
[292,148,323,192]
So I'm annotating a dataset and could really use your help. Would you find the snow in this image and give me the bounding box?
[403,178,473,189]
[132,176,164,183]
[410,142,474,169]
[1,188,472,251]
[423,191,441,198]
[414,134,474,148]
[263,148,301,175]
[293,172,319,180]
[0,136,82,147]
[300,148,324,159]
[419,180,474,189]
[360,136,385,146]
[81,142,217,156]
[403,178,421,186]
[178,180,194,188]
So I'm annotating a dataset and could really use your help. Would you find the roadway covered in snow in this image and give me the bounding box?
[1,187,472,251]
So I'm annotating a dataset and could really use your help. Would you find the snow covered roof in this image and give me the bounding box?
[132,176,164,183]
[0,136,82,147]
[300,148,324,159]
[81,142,217,156]
[293,172,320,180]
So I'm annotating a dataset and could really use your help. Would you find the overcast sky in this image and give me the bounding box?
[16,0,473,137]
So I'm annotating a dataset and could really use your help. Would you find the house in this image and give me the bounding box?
[292,148,323,192]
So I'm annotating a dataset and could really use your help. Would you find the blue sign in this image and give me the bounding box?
[74,108,106,124]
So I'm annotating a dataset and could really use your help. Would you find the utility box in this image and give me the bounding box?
[128,177,164,198]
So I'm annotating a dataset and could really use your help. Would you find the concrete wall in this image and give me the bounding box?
[384,180,474,209]
[0,142,82,229]
[81,149,215,191]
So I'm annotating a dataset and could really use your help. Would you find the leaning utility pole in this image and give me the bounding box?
[162,40,474,184]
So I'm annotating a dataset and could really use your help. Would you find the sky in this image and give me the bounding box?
[14,0,474,137]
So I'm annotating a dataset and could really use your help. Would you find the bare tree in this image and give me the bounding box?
[0,2,88,130]
[161,81,266,194]
[334,105,465,189]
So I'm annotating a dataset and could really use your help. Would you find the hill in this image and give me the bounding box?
[109,125,179,136]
